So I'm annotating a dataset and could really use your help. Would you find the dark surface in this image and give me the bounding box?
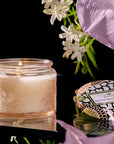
[1,124,65,144]
[1,1,114,143]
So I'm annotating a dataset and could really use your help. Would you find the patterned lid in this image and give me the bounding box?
[74,80,114,120]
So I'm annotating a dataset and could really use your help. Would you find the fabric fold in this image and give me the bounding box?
[76,0,114,50]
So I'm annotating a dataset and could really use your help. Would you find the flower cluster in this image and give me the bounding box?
[42,0,97,77]
[42,0,73,25]
[59,24,89,61]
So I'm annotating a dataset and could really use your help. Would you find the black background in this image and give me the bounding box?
[1,1,114,143]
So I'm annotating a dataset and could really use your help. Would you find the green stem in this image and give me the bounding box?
[67,12,76,17]
[67,16,72,25]
[75,103,79,114]
[23,137,31,144]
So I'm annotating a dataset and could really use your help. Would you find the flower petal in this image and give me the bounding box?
[50,13,56,25]
[76,0,114,49]
[43,9,52,14]
[71,52,78,60]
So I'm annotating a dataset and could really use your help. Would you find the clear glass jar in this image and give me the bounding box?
[0,58,57,119]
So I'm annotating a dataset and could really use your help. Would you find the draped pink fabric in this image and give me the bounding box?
[58,120,114,144]
[76,0,114,50]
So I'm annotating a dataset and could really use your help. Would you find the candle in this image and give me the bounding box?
[0,58,57,118]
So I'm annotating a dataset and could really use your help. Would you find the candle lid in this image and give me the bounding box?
[74,80,114,120]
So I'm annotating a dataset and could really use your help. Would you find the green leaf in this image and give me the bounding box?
[63,18,67,26]
[39,139,45,144]
[85,61,94,78]
[89,44,96,54]
[83,55,95,78]
[89,38,95,45]
[81,60,84,66]
[87,47,98,70]
[75,112,99,125]
[77,96,86,102]
[75,103,80,114]
[23,137,31,144]
[74,62,80,74]
[79,35,86,44]
[73,60,78,64]
[39,139,55,144]
[81,65,88,74]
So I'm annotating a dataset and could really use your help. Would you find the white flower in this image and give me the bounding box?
[71,43,87,61]
[41,0,53,5]
[59,24,89,42]
[62,40,74,58]
[41,0,57,8]
[10,136,18,144]
[62,40,87,61]
[43,0,73,24]
[59,24,78,41]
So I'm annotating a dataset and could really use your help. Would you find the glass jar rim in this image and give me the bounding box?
[0,58,53,76]
[0,58,53,68]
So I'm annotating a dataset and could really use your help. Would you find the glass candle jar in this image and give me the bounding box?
[0,58,57,119]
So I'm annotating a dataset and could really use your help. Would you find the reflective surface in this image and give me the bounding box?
[73,118,114,136]
[0,114,56,131]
